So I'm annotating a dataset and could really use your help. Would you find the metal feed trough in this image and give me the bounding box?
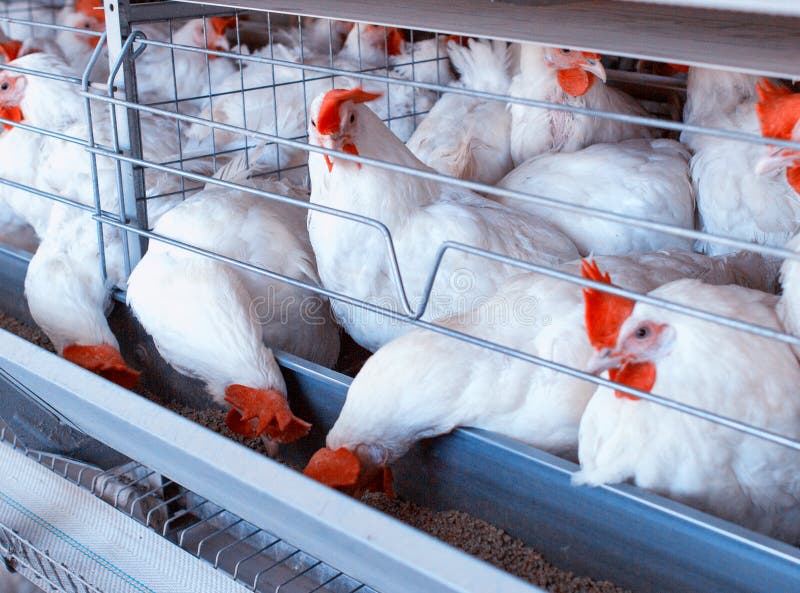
[0,0,800,592]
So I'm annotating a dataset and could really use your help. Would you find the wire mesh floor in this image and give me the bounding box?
[0,421,376,593]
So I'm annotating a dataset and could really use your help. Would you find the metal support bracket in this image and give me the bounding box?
[102,0,148,266]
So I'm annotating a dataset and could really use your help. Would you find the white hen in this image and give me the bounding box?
[0,52,183,386]
[133,17,238,112]
[183,26,447,167]
[127,162,339,444]
[574,263,800,545]
[682,70,800,255]
[303,249,775,496]
[508,45,654,166]
[407,38,513,184]
[494,138,695,255]
[307,87,579,352]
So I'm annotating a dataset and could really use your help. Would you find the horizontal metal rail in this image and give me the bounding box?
[127,34,800,152]
[80,89,800,265]
[84,144,800,350]
[0,15,104,39]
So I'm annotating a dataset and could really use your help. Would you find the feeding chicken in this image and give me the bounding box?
[307,86,579,352]
[508,45,654,166]
[682,69,799,255]
[303,249,775,497]
[493,138,695,255]
[0,52,184,386]
[406,38,513,185]
[574,259,800,544]
[127,160,340,444]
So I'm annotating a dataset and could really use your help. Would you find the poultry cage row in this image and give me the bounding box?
[0,0,800,592]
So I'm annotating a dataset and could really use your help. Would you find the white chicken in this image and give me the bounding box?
[0,52,87,238]
[493,138,695,255]
[1,0,108,80]
[574,260,800,545]
[406,38,513,185]
[0,201,37,252]
[0,0,62,41]
[0,52,184,386]
[182,25,448,168]
[303,250,775,496]
[53,0,107,80]
[508,45,654,166]
[308,86,581,352]
[759,88,800,356]
[682,69,800,255]
[126,161,340,444]
[132,17,238,112]
[268,18,354,58]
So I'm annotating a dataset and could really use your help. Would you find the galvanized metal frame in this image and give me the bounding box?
[0,422,372,593]
[102,0,149,265]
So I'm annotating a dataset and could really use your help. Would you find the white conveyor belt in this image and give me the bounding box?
[0,442,251,593]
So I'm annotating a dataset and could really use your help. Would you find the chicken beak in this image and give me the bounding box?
[586,348,626,375]
[579,58,607,83]
[755,146,799,175]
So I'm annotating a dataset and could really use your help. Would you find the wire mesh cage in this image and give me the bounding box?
[0,421,375,593]
[2,0,800,591]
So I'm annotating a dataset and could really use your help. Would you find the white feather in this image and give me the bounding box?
[494,138,695,255]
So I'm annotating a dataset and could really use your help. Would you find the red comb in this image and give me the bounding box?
[581,259,635,350]
[386,27,404,56]
[317,87,382,135]
[0,40,22,63]
[755,79,800,141]
[75,0,104,24]
[444,34,469,46]
[304,447,361,488]
[363,25,405,56]
[667,63,689,74]
[209,16,235,36]
[581,51,601,61]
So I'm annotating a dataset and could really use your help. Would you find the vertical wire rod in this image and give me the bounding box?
[178,508,225,548]
[196,518,244,557]
[213,528,260,569]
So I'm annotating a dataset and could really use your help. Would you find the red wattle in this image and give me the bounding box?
[611,361,656,401]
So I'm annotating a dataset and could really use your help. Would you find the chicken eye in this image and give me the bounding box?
[349,113,355,124]
[561,49,572,54]
[635,326,650,339]
[0,82,9,91]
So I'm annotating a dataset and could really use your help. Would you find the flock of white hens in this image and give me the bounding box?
[2,0,800,548]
